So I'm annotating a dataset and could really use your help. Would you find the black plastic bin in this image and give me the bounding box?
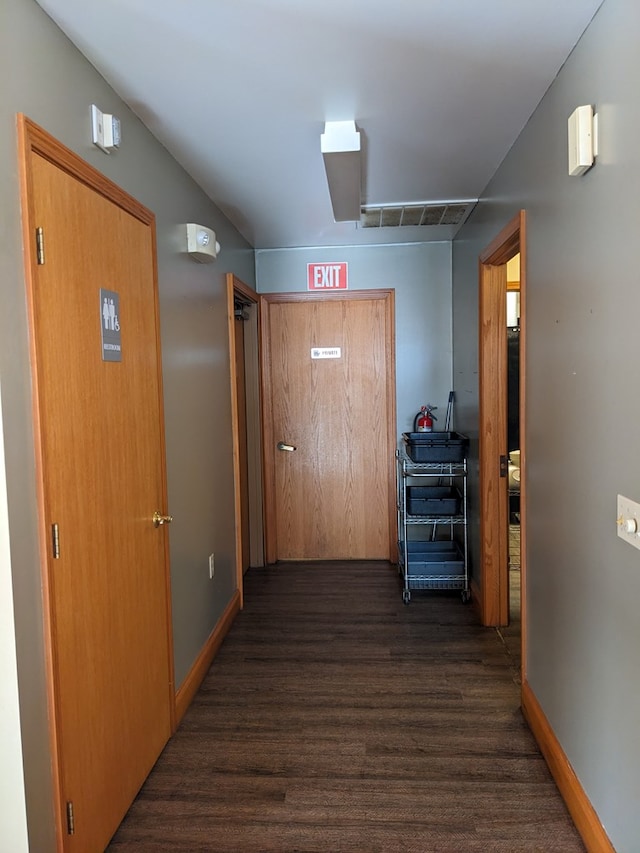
[399,540,465,578]
[406,485,461,516]
[402,431,469,463]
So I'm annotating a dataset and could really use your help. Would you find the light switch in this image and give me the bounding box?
[617,495,640,551]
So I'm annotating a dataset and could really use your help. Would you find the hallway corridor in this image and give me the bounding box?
[108,562,584,852]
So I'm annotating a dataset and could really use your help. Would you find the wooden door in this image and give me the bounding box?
[479,260,509,625]
[261,291,396,562]
[234,305,251,574]
[478,211,527,636]
[19,119,173,852]
[227,274,262,601]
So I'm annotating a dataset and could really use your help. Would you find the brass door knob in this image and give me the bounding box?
[152,511,173,528]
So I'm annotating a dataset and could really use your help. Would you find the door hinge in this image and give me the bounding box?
[51,523,60,559]
[66,801,75,835]
[499,454,508,478]
[36,227,45,265]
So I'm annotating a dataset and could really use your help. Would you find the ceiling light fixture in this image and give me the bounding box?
[321,121,362,222]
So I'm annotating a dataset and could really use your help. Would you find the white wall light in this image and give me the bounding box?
[185,223,221,263]
[568,105,598,176]
[321,120,362,222]
[91,104,121,154]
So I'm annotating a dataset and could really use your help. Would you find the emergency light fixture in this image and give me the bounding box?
[185,223,221,263]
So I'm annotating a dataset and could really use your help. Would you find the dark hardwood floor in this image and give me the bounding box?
[108,561,584,852]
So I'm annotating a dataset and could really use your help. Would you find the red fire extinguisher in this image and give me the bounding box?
[414,405,435,432]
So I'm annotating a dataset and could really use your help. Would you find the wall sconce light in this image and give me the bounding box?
[568,105,598,176]
[185,223,221,263]
[321,120,362,222]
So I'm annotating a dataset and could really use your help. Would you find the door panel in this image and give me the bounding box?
[24,130,173,852]
[227,273,262,597]
[262,292,396,561]
[479,262,509,625]
[234,310,251,574]
[478,211,525,629]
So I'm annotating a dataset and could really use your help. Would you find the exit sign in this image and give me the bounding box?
[307,262,348,291]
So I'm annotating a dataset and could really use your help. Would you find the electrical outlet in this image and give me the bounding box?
[617,495,640,551]
[208,553,215,579]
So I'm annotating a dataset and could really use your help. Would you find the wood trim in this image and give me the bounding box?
[149,168,176,735]
[232,275,259,304]
[260,289,394,304]
[231,276,264,569]
[478,260,509,625]
[522,679,615,853]
[174,590,241,724]
[227,274,244,607]
[478,210,526,632]
[480,212,521,265]
[17,113,65,853]
[384,291,398,562]
[245,299,265,569]
[260,289,397,563]
[18,115,154,224]
[226,273,263,601]
[518,215,528,684]
[259,296,278,565]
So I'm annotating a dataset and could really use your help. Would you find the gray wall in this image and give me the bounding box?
[256,243,453,438]
[452,0,639,848]
[0,0,254,848]
[0,386,29,851]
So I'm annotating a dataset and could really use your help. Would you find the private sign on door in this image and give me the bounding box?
[307,262,348,291]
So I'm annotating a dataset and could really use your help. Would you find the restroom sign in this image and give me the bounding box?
[307,262,348,290]
[100,288,122,362]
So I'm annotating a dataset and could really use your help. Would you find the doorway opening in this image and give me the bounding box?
[226,274,264,607]
[506,255,521,624]
[478,210,527,675]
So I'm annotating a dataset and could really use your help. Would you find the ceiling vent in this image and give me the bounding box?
[360,200,477,229]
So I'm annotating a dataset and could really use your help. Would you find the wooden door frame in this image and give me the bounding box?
[17,115,175,849]
[260,289,397,565]
[226,274,263,606]
[478,211,527,657]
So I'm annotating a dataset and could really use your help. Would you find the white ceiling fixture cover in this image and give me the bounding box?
[321,121,362,223]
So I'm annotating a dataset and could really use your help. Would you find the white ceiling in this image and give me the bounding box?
[36,0,603,249]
